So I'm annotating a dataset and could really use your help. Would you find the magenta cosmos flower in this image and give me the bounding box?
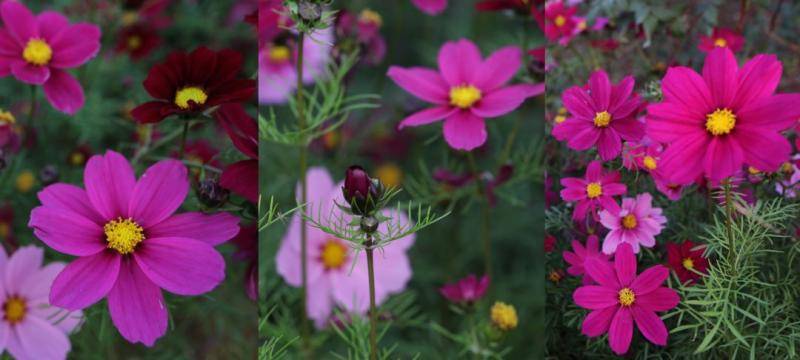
[562,235,610,284]
[388,39,543,151]
[574,243,680,355]
[647,47,800,184]
[439,274,489,304]
[0,1,100,115]
[598,193,666,255]
[28,151,240,346]
[553,70,644,161]
[276,167,414,328]
[411,0,447,15]
[560,160,626,221]
[697,27,744,53]
[0,246,83,359]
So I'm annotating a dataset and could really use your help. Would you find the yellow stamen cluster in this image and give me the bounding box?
[586,182,603,199]
[15,171,35,193]
[554,15,566,27]
[174,87,208,109]
[622,214,638,229]
[104,217,145,255]
[714,38,727,47]
[0,110,15,125]
[682,258,694,270]
[22,39,52,66]
[593,111,611,128]
[3,296,26,324]
[490,302,518,331]
[359,9,383,27]
[127,35,142,50]
[268,45,291,63]
[643,156,657,171]
[618,288,635,306]
[321,240,348,269]
[705,108,736,136]
[449,85,482,109]
[375,163,403,188]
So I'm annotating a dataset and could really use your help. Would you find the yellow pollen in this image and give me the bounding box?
[714,38,727,47]
[104,217,145,255]
[554,115,567,124]
[15,171,35,193]
[359,9,383,26]
[705,108,736,135]
[4,297,25,324]
[375,163,403,188]
[0,110,15,125]
[321,240,348,269]
[682,258,694,270]
[618,288,635,306]
[558,107,567,115]
[121,11,139,26]
[622,214,637,229]
[22,39,52,66]
[449,85,482,109]
[69,152,86,166]
[593,111,611,127]
[554,15,566,27]
[268,45,291,63]
[174,87,208,109]
[490,302,518,331]
[127,35,142,50]
[0,223,9,238]
[782,162,794,174]
[586,182,602,199]
[577,20,587,30]
[643,156,657,170]
[548,270,562,283]
[748,166,761,175]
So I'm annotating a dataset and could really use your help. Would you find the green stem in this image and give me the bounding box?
[27,85,36,128]
[296,31,312,358]
[724,182,735,269]
[177,120,190,159]
[365,234,378,360]
[466,152,492,279]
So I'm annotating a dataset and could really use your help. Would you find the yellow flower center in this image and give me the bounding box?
[22,39,52,66]
[554,115,567,124]
[490,301,518,331]
[554,15,566,27]
[449,85,482,109]
[0,223,9,238]
[321,240,348,269]
[548,270,562,283]
[622,214,637,229]
[618,288,635,306]
[643,156,657,170]
[4,297,26,324]
[69,152,86,166]
[782,162,794,174]
[577,20,587,30]
[121,11,139,26]
[104,217,145,255]
[593,111,611,128]
[682,257,694,270]
[705,108,736,136]
[127,35,142,50]
[0,110,15,125]
[15,171,35,193]
[174,87,208,109]
[375,163,403,188]
[359,9,383,26]
[268,45,291,63]
[586,182,602,199]
[748,166,760,175]
[558,107,567,115]
[714,38,727,47]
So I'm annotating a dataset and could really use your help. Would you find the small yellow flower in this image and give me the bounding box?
[490,301,518,331]
[375,163,403,188]
[15,170,35,193]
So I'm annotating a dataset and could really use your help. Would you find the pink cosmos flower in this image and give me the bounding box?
[653,176,685,201]
[28,151,240,346]
[275,167,415,328]
[439,274,489,304]
[411,0,447,15]
[697,27,744,53]
[0,0,100,114]
[544,1,579,45]
[553,70,644,161]
[387,39,543,151]
[0,246,83,359]
[562,235,610,284]
[598,193,666,254]
[560,160,626,221]
[574,243,680,355]
[647,47,800,184]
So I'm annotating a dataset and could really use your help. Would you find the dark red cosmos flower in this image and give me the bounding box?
[440,274,489,304]
[476,0,539,14]
[174,139,221,178]
[215,103,258,203]
[666,240,708,284]
[115,24,160,60]
[231,223,257,301]
[131,47,256,124]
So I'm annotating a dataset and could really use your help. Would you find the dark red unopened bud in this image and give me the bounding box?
[342,165,384,216]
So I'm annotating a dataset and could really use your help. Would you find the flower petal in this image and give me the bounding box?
[49,24,101,68]
[704,136,743,182]
[442,111,487,151]
[11,61,49,85]
[608,307,634,355]
[133,237,225,295]
[4,246,42,296]
[386,66,449,104]
[438,39,482,86]
[472,46,522,91]
[8,316,69,360]
[220,159,258,203]
[631,306,668,346]
[50,251,121,310]
[471,84,532,118]
[657,132,709,185]
[84,151,136,219]
[731,54,781,109]
[0,1,36,43]
[128,159,189,228]
[588,70,611,110]
[637,287,680,311]
[661,66,713,117]
[28,206,106,256]
[702,47,738,107]
[735,128,791,173]
[37,183,105,224]
[737,94,800,132]
[573,286,619,309]
[107,258,167,347]
[35,11,68,42]
[584,257,620,288]
[630,265,669,295]
[43,68,85,115]
[398,106,456,129]
[582,306,617,337]
[615,243,636,286]
[147,212,240,246]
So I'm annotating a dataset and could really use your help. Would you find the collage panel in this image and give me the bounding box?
[259,0,543,358]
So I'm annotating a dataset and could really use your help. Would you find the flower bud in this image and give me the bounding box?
[197,178,230,208]
[342,165,384,216]
[360,216,378,234]
[38,165,59,186]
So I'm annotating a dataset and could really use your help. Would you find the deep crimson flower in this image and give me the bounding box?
[666,240,708,284]
[439,274,489,304]
[131,47,256,124]
[697,27,744,53]
[115,24,160,60]
[215,104,258,203]
[476,0,537,14]
[231,224,257,301]
[544,234,556,253]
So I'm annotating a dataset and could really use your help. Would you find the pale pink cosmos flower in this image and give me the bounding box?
[276,167,415,328]
[647,47,800,184]
[29,151,240,346]
[388,39,543,151]
[259,28,332,104]
[0,246,83,360]
[0,0,101,114]
[598,193,667,254]
[411,0,447,15]
[553,70,644,161]
[559,160,626,221]
[562,235,610,284]
[574,243,680,355]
